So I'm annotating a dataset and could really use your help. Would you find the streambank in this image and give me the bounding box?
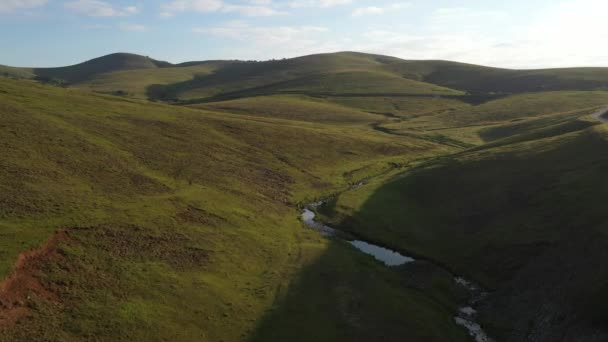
[301,200,493,342]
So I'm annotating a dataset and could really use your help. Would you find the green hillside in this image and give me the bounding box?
[381,59,608,93]
[33,53,171,84]
[7,51,608,102]
[369,91,608,146]
[0,65,35,79]
[2,50,608,341]
[191,95,383,123]
[147,53,463,102]
[0,76,468,341]
[317,106,608,341]
[74,62,228,98]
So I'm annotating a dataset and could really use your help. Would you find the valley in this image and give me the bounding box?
[0,51,607,341]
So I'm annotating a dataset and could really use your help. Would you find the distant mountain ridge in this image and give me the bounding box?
[3,51,608,99]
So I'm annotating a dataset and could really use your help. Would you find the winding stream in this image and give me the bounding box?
[301,200,493,342]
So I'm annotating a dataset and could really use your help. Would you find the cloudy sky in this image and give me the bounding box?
[1,0,607,68]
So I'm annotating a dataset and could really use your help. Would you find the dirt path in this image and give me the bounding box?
[0,231,67,328]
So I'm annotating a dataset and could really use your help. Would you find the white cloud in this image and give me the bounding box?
[161,0,223,14]
[81,22,148,32]
[289,0,352,8]
[183,1,608,68]
[161,0,284,17]
[0,0,47,12]
[352,3,409,17]
[194,21,327,40]
[428,7,508,32]
[193,21,339,59]
[339,1,608,69]
[222,4,285,16]
[65,0,139,17]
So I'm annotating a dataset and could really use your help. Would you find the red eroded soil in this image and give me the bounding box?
[0,231,68,328]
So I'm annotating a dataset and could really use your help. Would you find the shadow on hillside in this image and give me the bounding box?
[317,126,608,341]
[247,238,468,342]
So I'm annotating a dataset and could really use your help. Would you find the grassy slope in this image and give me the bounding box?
[178,70,463,100]
[0,77,467,341]
[6,51,608,101]
[190,95,383,124]
[373,91,608,146]
[147,53,465,102]
[431,91,608,126]
[4,51,608,341]
[325,96,470,119]
[385,59,608,93]
[34,53,169,84]
[0,65,35,79]
[272,71,461,95]
[73,63,225,98]
[319,104,608,340]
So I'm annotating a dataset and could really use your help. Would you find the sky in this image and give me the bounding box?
[1,0,608,69]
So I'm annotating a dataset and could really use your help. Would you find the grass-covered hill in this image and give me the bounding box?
[0,76,471,341]
[5,51,608,103]
[74,62,230,98]
[317,104,608,341]
[1,54,238,98]
[385,59,608,93]
[191,95,383,124]
[34,53,173,84]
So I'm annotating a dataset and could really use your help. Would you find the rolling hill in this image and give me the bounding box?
[1,50,608,341]
[3,51,608,103]
[34,53,172,83]
[0,76,467,341]
[319,119,608,341]
[385,59,608,93]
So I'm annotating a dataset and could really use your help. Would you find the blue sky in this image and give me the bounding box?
[1,0,607,69]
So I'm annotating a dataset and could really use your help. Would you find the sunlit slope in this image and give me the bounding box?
[372,91,608,146]
[324,96,470,119]
[74,62,227,98]
[0,77,465,341]
[265,70,461,95]
[177,70,463,101]
[433,91,608,125]
[191,95,384,123]
[0,65,35,79]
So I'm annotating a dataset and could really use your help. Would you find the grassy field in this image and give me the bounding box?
[0,76,467,341]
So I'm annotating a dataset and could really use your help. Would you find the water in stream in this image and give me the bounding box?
[301,202,493,342]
